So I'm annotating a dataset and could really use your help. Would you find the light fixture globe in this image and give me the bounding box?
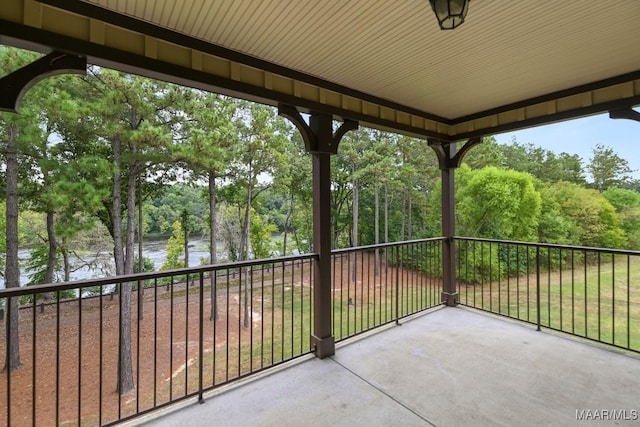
[429,0,469,30]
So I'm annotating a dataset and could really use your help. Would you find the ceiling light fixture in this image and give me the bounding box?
[429,0,469,30]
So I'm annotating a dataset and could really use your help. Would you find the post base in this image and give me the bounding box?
[441,291,459,307]
[311,335,335,358]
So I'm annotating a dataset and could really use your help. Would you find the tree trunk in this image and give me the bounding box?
[384,185,389,244]
[401,190,406,241]
[43,209,57,299]
[62,238,71,282]
[138,174,144,320]
[208,173,218,321]
[408,195,413,240]
[112,135,134,394]
[352,177,359,282]
[384,184,389,278]
[112,137,125,277]
[183,223,189,268]
[125,164,137,275]
[3,123,21,372]
[282,190,295,257]
[242,184,253,329]
[374,181,380,276]
[240,164,253,329]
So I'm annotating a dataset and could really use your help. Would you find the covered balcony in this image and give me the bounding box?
[1,1,640,426]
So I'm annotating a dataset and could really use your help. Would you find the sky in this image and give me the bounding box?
[493,110,640,179]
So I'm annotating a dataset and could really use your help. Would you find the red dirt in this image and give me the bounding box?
[0,253,440,426]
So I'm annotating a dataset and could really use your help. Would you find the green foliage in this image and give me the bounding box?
[249,210,277,259]
[219,204,242,262]
[25,244,60,286]
[22,246,76,302]
[456,241,504,284]
[17,210,45,246]
[602,188,640,249]
[132,255,156,289]
[161,221,185,270]
[544,182,627,249]
[146,184,208,235]
[588,144,634,191]
[457,165,541,241]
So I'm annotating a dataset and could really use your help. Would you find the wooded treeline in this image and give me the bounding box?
[2,47,639,378]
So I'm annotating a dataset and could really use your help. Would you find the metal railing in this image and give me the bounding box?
[332,238,445,341]
[455,237,640,353]
[0,255,316,426]
[5,235,636,426]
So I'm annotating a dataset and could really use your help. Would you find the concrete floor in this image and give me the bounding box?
[134,307,640,427]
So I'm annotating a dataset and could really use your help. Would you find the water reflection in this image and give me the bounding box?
[0,238,213,288]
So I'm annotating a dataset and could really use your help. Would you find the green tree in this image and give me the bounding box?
[1,46,44,372]
[545,181,627,248]
[536,182,580,245]
[587,144,634,190]
[602,187,640,249]
[456,165,541,241]
[463,136,505,169]
[249,210,276,259]
[161,221,186,270]
[233,102,289,327]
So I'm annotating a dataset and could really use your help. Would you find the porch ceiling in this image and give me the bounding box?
[1,0,640,140]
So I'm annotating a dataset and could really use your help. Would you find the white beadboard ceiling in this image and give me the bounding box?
[79,0,640,120]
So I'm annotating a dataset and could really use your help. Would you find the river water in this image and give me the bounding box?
[0,238,213,289]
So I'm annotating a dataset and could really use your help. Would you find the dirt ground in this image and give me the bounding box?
[0,253,439,426]
[0,270,286,427]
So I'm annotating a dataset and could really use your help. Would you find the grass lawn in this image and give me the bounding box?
[459,255,640,351]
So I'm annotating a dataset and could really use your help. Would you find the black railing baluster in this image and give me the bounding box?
[251,265,255,371]
[185,272,190,394]
[56,291,61,425]
[300,260,304,354]
[584,250,588,338]
[278,263,283,360]
[169,276,174,400]
[571,250,575,335]
[153,278,158,408]
[612,254,615,346]
[261,264,265,369]
[78,289,82,425]
[598,252,602,342]
[627,255,631,349]
[559,248,563,331]
[547,247,551,327]
[6,297,11,427]
[526,246,530,322]
[135,281,140,414]
[226,268,231,382]
[515,245,520,320]
[31,294,36,427]
[238,267,242,379]
[99,286,104,426]
[395,246,400,325]
[536,247,541,331]
[198,272,204,404]
[497,242,501,314]
[360,249,364,332]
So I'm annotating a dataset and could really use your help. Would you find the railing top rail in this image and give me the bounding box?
[331,237,446,255]
[0,253,318,298]
[455,236,640,256]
